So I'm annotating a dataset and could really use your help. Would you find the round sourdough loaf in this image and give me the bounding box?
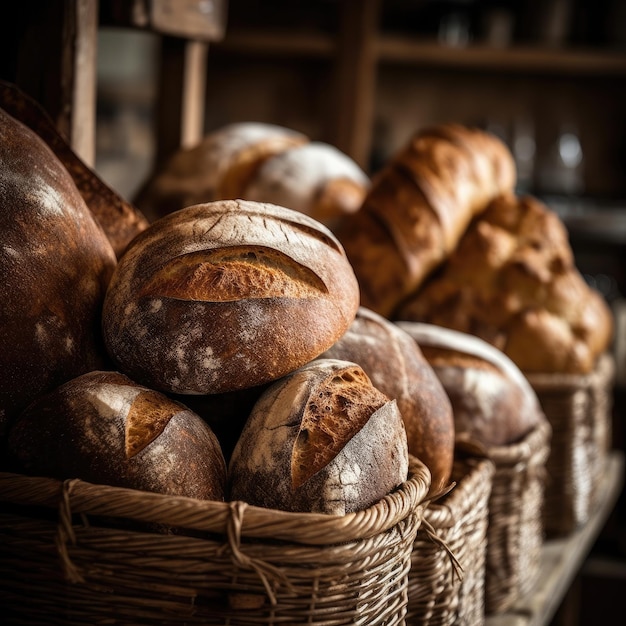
[397,322,544,447]
[228,359,410,514]
[0,107,117,438]
[101,199,360,395]
[133,121,308,221]
[319,307,454,496]
[6,370,227,500]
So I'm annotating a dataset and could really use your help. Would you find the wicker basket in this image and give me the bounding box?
[526,352,615,536]
[406,444,495,626]
[0,457,431,625]
[484,418,552,615]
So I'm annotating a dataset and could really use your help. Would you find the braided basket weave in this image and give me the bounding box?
[0,457,431,625]
[406,444,495,626]
[484,418,552,615]
[526,352,614,536]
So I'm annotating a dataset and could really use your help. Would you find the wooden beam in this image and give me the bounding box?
[329,0,381,171]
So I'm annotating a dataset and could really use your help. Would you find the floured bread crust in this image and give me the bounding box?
[102,200,360,394]
[243,142,369,227]
[7,371,227,500]
[0,107,117,437]
[320,307,454,495]
[397,322,545,447]
[0,80,149,258]
[133,122,308,221]
[228,359,409,514]
[397,194,613,374]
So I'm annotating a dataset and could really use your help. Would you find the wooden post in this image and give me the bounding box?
[330,0,381,171]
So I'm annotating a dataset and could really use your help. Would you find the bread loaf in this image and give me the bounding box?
[6,370,227,501]
[0,107,117,438]
[0,80,149,258]
[334,123,517,317]
[133,122,308,221]
[397,194,614,374]
[243,141,369,228]
[228,359,410,514]
[397,322,545,447]
[319,307,454,495]
[102,199,360,395]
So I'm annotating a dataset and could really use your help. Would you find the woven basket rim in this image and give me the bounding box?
[424,453,495,528]
[0,456,430,546]
[525,352,614,390]
[484,417,552,465]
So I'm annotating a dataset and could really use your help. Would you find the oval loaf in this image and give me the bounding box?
[7,370,227,500]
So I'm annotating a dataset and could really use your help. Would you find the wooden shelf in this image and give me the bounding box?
[486,451,625,626]
[215,28,626,76]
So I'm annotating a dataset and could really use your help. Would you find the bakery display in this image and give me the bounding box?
[0,80,149,258]
[397,193,614,375]
[319,306,455,496]
[397,322,545,447]
[101,199,360,395]
[228,358,409,514]
[6,370,227,501]
[334,123,517,317]
[0,107,117,438]
[133,121,309,221]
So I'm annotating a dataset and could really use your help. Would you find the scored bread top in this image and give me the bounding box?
[102,200,360,395]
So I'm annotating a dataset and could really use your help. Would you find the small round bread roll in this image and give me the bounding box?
[243,142,369,227]
[102,199,360,395]
[133,121,308,221]
[320,307,454,495]
[228,359,410,514]
[6,371,227,500]
[0,107,117,437]
[397,322,544,447]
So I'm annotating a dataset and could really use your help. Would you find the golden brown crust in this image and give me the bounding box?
[0,80,149,258]
[102,199,360,395]
[0,107,117,436]
[397,194,614,374]
[6,371,227,501]
[334,123,516,317]
[133,122,308,222]
[319,307,454,496]
[228,359,409,514]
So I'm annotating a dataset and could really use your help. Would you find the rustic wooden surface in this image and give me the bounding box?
[485,451,625,626]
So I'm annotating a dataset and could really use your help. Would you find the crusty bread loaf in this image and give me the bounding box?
[0,80,149,258]
[6,370,227,500]
[228,359,410,514]
[0,107,117,438]
[334,123,517,317]
[243,141,369,228]
[397,322,545,447]
[319,307,454,495]
[397,194,614,374]
[102,199,360,395]
[133,122,308,221]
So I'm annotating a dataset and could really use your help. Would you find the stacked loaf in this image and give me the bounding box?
[134,121,370,228]
[332,121,613,376]
[1,102,426,516]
